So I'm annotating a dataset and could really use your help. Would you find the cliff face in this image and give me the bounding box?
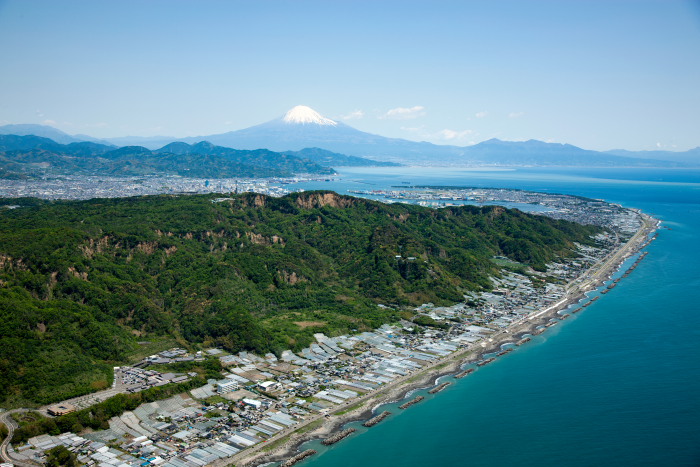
[294,192,357,209]
[233,191,361,210]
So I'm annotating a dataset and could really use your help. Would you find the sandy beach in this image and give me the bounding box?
[225,213,658,467]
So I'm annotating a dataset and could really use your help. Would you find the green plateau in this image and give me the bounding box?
[0,191,601,406]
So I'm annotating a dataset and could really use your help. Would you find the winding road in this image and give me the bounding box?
[0,408,40,467]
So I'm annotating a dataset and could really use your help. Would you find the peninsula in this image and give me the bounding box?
[0,190,657,467]
[227,208,657,467]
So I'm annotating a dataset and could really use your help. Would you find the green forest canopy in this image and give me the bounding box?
[0,191,601,406]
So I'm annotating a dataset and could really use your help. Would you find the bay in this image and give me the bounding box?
[283,167,700,467]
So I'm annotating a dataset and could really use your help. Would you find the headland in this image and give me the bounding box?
[227,212,658,467]
[1,192,659,467]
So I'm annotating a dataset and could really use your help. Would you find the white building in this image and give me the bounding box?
[242,398,262,409]
[216,380,238,393]
[259,381,280,392]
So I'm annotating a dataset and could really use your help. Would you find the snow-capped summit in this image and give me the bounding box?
[283,105,337,126]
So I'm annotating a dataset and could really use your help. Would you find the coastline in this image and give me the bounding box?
[227,212,659,467]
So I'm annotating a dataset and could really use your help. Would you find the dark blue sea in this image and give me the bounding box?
[284,167,700,467]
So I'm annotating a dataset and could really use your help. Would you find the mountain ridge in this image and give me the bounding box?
[0,135,337,178]
[1,111,698,166]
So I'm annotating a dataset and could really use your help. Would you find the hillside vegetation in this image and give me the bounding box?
[0,191,600,406]
[0,135,335,178]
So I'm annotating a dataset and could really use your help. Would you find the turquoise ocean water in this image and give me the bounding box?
[282,167,700,467]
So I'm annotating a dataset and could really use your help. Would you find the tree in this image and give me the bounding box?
[45,445,77,467]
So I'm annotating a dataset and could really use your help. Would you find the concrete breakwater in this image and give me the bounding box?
[623,251,648,278]
[455,368,475,378]
[280,449,317,467]
[477,357,496,366]
[428,382,451,394]
[399,395,425,409]
[322,428,356,446]
[363,411,391,427]
[576,296,600,311]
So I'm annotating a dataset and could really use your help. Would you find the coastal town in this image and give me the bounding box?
[0,190,658,467]
[0,175,321,201]
[348,186,641,230]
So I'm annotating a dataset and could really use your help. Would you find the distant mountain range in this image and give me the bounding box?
[1,106,698,167]
[0,135,372,179]
[604,147,700,164]
[282,147,398,168]
[0,123,107,145]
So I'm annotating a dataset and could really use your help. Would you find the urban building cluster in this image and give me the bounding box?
[347,187,642,234]
[0,175,332,200]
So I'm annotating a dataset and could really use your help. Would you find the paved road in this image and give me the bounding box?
[0,408,40,467]
[1,368,137,465]
[576,214,655,294]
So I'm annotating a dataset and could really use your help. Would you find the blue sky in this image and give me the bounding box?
[0,0,698,151]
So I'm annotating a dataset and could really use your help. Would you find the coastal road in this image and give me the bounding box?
[1,369,134,463]
[0,409,40,467]
[227,341,484,467]
[573,214,655,296]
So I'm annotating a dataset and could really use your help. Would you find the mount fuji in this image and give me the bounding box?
[282,105,338,126]
[178,105,424,160]
[2,106,697,167]
[173,106,691,167]
[172,105,492,164]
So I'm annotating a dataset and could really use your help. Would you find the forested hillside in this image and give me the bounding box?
[0,192,601,405]
[0,135,335,178]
